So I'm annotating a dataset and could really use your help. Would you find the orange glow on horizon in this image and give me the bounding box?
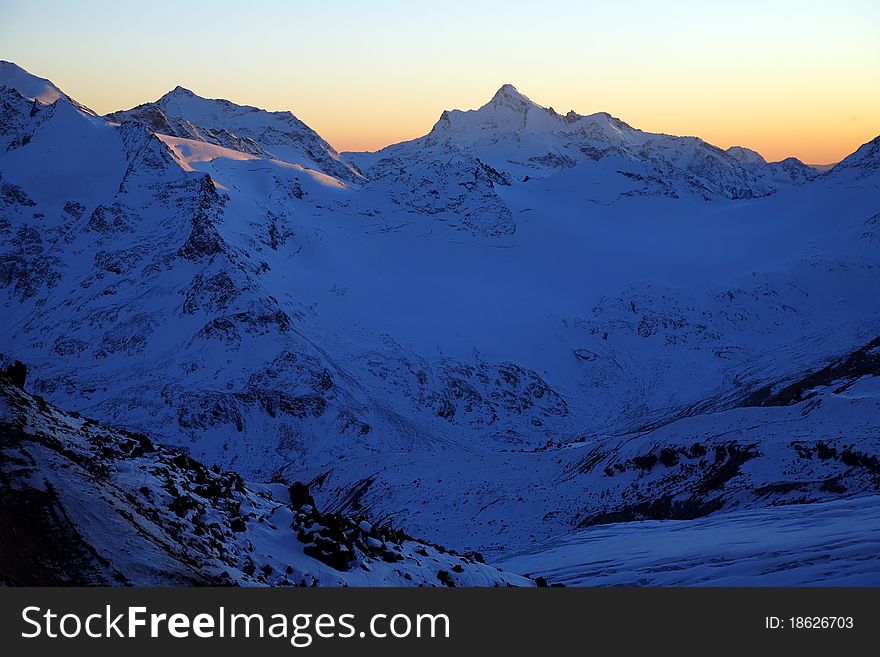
[3,0,877,165]
[21,73,877,165]
[306,93,878,164]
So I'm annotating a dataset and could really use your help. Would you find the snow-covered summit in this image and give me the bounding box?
[0,60,66,105]
[429,83,564,138]
[356,83,820,209]
[0,60,98,121]
[108,85,364,184]
[726,145,767,165]
[166,84,197,98]
[484,83,543,113]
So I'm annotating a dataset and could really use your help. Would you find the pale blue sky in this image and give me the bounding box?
[1,0,878,161]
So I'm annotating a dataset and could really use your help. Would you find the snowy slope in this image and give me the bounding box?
[829,135,880,180]
[498,494,880,586]
[0,372,531,587]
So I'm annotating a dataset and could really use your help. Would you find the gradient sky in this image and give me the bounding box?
[2,0,878,163]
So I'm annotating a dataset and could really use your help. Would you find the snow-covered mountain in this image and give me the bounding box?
[2,63,879,585]
[108,86,364,184]
[347,84,818,233]
[0,81,385,473]
[1,72,582,478]
[829,135,880,180]
[0,60,68,105]
[725,145,818,185]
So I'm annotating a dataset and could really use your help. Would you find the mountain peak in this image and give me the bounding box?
[830,134,880,177]
[485,83,537,112]
[495,83,523,97]
[166,85,197,98]
[427,84,577,142]
[726,145,767,166]
[113,83,366,184]
[0,60,65,104]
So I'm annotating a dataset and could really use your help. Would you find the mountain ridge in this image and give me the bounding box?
[1,62,868,170]
[107,85,365,184]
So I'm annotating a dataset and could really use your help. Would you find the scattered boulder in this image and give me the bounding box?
[2,360,27,389]
[436,570,455,587]
[288,481,315,509]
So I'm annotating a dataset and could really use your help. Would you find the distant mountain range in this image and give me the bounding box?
[2,60,878,585]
